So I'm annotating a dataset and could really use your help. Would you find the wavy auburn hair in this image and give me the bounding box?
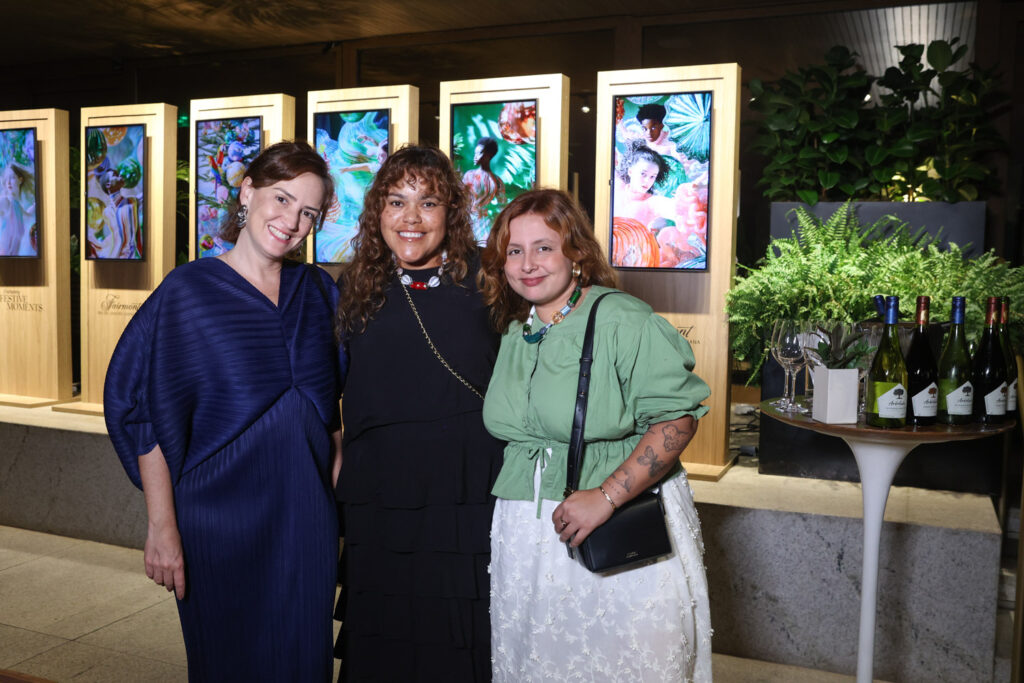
[336,144,475,335]
[479,189,618,332]
[219,140,333,244]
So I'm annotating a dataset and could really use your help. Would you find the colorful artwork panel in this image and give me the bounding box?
[450,99,537,245]
[0,127,39,258]
[610,92,712,271]
[313,109,389,264]
[85,124,146,260]
[195,116,262,258]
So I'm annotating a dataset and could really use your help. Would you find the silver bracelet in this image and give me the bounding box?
[598,485,618,511]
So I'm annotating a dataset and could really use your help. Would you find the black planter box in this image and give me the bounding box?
[757,357,1004,496]
[770,201,986,256]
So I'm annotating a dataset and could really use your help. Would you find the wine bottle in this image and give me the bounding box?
[1000,297,1018,416]
[906,296,938,426]
[973,296,1007,424]
[938,296,974,425]
[866,295,908,428]
[873,294,886,320]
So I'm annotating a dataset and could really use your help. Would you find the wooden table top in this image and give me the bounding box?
[760,400,1016,444]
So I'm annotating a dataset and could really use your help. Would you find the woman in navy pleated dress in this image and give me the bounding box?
[105,141,345,681]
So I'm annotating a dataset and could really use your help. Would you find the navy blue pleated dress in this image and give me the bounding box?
[334,263,504,682]
[105,258,344,682]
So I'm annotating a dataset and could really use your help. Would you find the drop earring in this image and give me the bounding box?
[237,205,248,228]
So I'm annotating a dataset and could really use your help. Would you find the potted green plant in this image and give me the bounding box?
[806,322,874,424]
[749,38,1007,253]
[725,202,1024,381]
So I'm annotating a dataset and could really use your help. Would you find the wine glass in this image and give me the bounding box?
[776,320,809,414]
[770,319,793,409]
[800,320,826,406]
[855,322,883,414]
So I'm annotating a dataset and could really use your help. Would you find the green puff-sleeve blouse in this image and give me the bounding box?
[482,286,711,504]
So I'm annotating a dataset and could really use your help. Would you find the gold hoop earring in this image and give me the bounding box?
[571,262,582,279]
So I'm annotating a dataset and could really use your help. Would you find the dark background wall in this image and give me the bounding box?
[1,0,1021,269]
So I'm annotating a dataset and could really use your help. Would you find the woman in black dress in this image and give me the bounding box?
[333,145,503,681]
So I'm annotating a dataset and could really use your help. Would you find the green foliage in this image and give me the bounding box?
[725,202,1024,380]
[807,322,874,369]
[749,39,1006,204]
[176,159,189,220]
[750,46,874,204]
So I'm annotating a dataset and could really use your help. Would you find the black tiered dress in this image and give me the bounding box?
[334,262,503,682]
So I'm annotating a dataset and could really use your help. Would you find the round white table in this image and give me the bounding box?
[760,401,1014,683]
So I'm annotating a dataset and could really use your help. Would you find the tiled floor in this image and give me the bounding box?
[0,524,874,682]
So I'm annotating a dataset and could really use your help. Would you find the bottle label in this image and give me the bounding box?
[939,379,974,415]
[1009,378,1018,411]
[984,383,1008,416]
[911,382,939,417]
[872,382,908,418]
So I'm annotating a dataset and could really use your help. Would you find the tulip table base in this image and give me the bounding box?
[760,402,1013,683]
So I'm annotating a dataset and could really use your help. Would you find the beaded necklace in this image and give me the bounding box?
[522,285,582,344]
[396,251,446,290]
[397,264,442,290]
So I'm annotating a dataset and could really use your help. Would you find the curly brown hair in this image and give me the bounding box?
[479,189,618,332]
[219,140,333,244]
[336,144,475,336]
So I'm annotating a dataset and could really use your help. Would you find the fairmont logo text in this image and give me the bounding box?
[676,325,700,345]
[0,290,43,312]
[99,294,142,315]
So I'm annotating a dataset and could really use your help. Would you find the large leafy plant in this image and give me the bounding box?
[750,46,874,205]
[725,203,1024,380]
[749,39,1006,204]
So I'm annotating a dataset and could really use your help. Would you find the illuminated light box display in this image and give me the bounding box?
[313,109,389,264]
[84,123,146,260]
[450,99,537,245]
[610,92,712,271]
[0,127,38,258]
[195,116,262,258]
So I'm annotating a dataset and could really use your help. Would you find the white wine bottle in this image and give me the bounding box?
[866,296,908,428]
[938,296,974,425]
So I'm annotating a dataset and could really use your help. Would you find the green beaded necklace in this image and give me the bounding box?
[522,285,582,344]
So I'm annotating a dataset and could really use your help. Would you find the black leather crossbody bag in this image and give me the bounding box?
[564,292,673,573]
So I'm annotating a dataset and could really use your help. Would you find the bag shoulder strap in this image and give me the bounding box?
[564,291,620,498]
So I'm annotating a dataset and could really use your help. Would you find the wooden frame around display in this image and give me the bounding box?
[189,93,296,260]
[56,104,177,416]
[307,85,418,279]
[0,109,72,406]
[439,73,569,231]
[594,64,742,480]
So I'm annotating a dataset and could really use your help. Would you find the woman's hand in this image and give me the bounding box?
[137,444,186,600]
[144,521,186,599]
[552,488,616,547]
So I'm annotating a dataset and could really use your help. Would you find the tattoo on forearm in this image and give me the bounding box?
[662,423,692,451]
[611,467,633,493]
[637,445,669,477]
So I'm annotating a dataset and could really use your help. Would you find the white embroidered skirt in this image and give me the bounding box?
[489,467,712,682]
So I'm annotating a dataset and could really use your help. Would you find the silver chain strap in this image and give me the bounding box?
[400,283,485,400]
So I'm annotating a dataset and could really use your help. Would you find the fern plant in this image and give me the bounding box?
[725,202,1024,381]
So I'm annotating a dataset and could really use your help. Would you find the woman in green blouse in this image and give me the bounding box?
[479,189,713,682]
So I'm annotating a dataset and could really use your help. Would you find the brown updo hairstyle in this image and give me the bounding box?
[219,140,334,244]
[336,144,475,336]
[479,188,618,332]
